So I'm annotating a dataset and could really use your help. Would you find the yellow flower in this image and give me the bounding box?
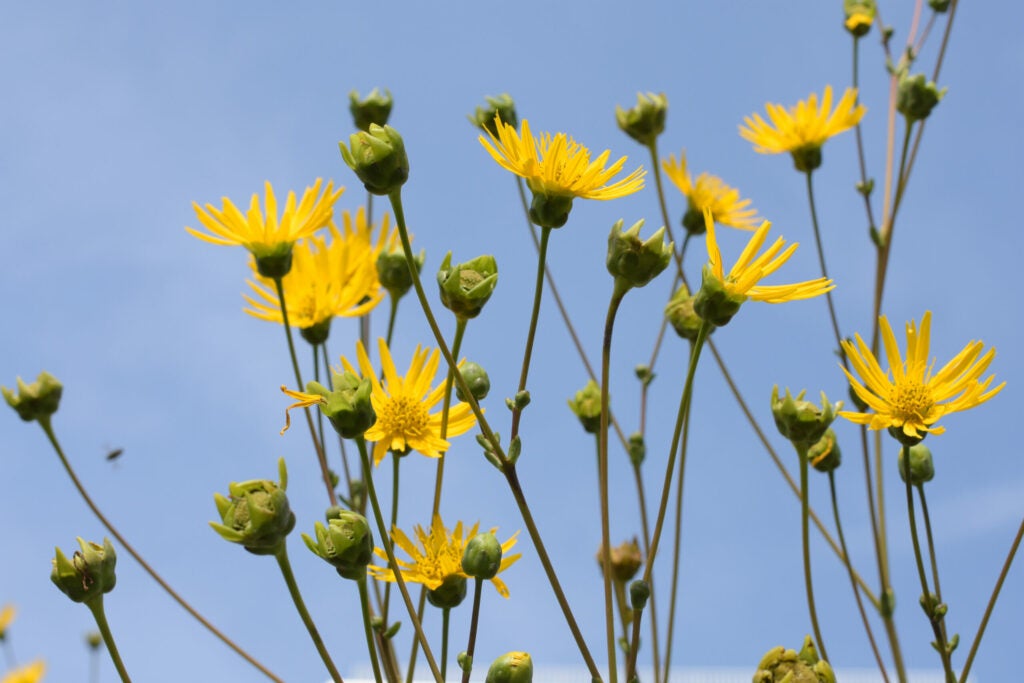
[186,179,343,260]
[661,151,760,232]
[369,516,520,598]
[347,339,478,465]
[0,604,14,639]
[702,209,833,303]
[739,86,866,171]
[839,312,1005,441]
[1,661,46,683]
[480,118,644,201]
[244,208,392,332]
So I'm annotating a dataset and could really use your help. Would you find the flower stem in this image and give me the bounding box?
[461,578,484,683]
[828,471,889,682]
[804,171,846,369]
[959,514,1024,683]
[86,598,132,683]
[273,545,344,683]
[798,444,829,664]
[382,455,402,627]
[509,225,552,441]
[356,436,444,683]
[273,276,337,506]
[431,317,468,518]
[358,577,385,683]
[36,418,285,683]
[321,342,356,505]
[440,607,451,681]
[385,296,400,348]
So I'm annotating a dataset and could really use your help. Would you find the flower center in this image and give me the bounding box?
[378,395,430,437]
[889,380,933,422]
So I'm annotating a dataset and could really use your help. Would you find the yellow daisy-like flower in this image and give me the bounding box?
[480,118,645,200]
[661,151,760,232]
[1,660,46,683]
[244,208,392,333]
[369,516,521,598]
[186,178,344,264]
[347,339,477,466]
[0,604,14,638]
[703,209,833,303]
[739,86,866,171]
[839,311,1005,441]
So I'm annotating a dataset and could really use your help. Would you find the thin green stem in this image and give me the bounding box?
[431,317,468,518]
[358,578,385,683]
[804,171,846,368]
[599,286,627,683]
[626,603,645,683]
[356,435,444,683]
[828,471,889,682]
[461,578,484,683]
[273,277,337,506]
[917,485,945,606]
[274,545,344,683]
[509,225,552,441]
[86,598,132,683]
[382,455,402,627]
[646,140,678,256]
[959,514,1024,683]
[798,445,829,664]
[385,296,400,348]
[321,342,356,502]
[405,591,429,683]
[37,418,284,683]
[440,608,451,682]
[851,36,878,235]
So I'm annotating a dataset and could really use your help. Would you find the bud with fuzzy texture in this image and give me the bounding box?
[349,88,393,131]
[897,72,947,122]
[463,532,503,580]
[771,386,841,449]
[3,372,63,423]
[210,458,296,555]
[339,124,409,196]
[486,651,533,683]
[303,510,374,580]
[753,635,835,683]
[606,219,673,291]
[615,92,668,146]
[471,94,517,138]
[51,538,117,604]
[437,252,499,320]
[664,284,705,341]
[898,443,935,485]
[568,380,603,434]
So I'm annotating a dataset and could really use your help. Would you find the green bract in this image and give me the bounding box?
[437,252,499,320]
[606,219,673,290]
[349,88,393,131]
[339,124,409,196]
[771,386,842,449]
[210,458,296,555]
[615,92,667,146]
[2,372,63,423]
[51,538,117,604]
[303,511,374,580]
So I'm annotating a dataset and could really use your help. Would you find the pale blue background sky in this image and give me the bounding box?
[2,2,1022,681]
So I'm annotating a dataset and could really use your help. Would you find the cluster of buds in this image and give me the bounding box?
[615,92,668,146]
[51,538,117,605]
[753,635,835,683]
[210,459,296,555]
[437,252,499,320]
[606,219,673,292]
[303,509,374,580]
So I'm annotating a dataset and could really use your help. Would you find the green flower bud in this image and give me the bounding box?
[339,124,409,196]
[897,72,947,123]
[250,242,294,279]
[51,538,117,604]
[568,380,603,434]
[302,511,374,580]
[753,636,835,683]
[629,580,651,610]
[349,88,393,132]
[664,284,706,341]
[844,0,876,37]
[210,458,296,555]
[85,631,103,650]
[634,364,654,387]
[462,532,503,580]
[898,443,935,485]
[485,651,533,683]
[693,264,745,327]
[928,0,951,12]
[596,538,643,583]
[427,574,467,609]
[3,372,63,423]
[377,247,425,300]
[628,432,646,466]
[791,146,823,173]
[437,252,499,320]
[606,219,673,291]
[471,94,517,138]
[317,372,376,439]
[300,318,332,346]
[615,92,668,146]
[529,193,574,229]
[809,429,842,473]
[771,386,842,448]
[455,361,490,402]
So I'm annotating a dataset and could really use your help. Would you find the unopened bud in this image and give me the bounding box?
[665,284,705,341]
[606,219,673,291]
[897,72,946,122]
[302,511,374,580]
[210,458,296,555]
[3,372,63,423]
[51,538,117,604]
[486,651,533,683]
[471,94,517,138]
[771,386,841,448]
[462,532,503,579]
[437,252,499,320]
[456,362,491,402]
[377,247,425,300]
[596,538,643,583]
[349,88,393,131]
[568,380,603,434]
[615,92,668,146]
[339,124,409,196]
[809,429,842,473]
[898,443,935,485]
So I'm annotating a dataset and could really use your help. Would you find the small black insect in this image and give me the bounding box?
[105,447,124,462]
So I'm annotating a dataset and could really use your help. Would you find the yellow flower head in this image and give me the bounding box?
[661,151,761,232]
[702,209,833,303]
[0,605,14,638]
[739,86,866,171]
[186,179,343,259]
[368,516,521,598]
[1,661,46,683]
[346,339,478,466]
[480,118,645,201]
[244,208,392,333]
[839,312,1005,442]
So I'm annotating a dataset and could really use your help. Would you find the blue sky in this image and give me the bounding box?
[2,2,1022,681]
